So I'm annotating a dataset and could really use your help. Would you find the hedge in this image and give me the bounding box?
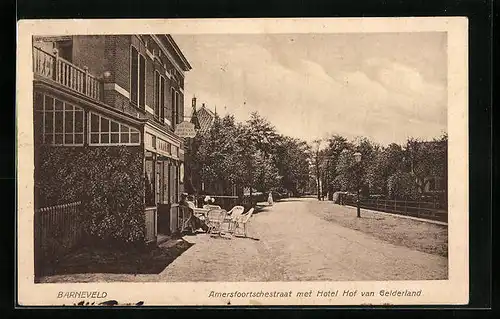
[35,145,146,246]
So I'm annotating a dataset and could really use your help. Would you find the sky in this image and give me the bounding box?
[173,32,447,146]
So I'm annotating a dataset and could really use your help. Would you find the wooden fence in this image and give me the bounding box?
[34,201,83,276]
[344,197,448,223]
[144,207,157,243]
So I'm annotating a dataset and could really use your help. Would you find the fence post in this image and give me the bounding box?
[52,48,59,82]
[417,201,421,218]
[83,66,89,96]
[404,199,407,215]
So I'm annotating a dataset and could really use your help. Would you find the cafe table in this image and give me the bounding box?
[193,207,209,221]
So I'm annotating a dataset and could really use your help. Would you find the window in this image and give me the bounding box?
[154,70,166,123]
[54,40,73,62]
[145,133,156,149]
[131,46,146,108]
[35,93,84,146]
[172,164,179,203]
[171,88,176,129]
[154,71,160,118]
[163,161,170,203]
[89,112,141,145]
[145,151,155,207]
[175,91,180,125]
[160,76,165,122]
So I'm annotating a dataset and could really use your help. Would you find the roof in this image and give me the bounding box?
[191,106,215,134]
[164,35,192,71]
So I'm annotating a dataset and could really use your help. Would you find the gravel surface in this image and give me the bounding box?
[313,202,448,257]
[160,198,448,282]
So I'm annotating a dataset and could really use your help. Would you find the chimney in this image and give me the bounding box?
[192,96,197,110]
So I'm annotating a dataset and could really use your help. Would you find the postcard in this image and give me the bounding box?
[17,17,469,306]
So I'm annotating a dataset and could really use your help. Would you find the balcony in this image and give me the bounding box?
[33,46,102,101]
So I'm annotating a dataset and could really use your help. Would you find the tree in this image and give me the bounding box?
[323,134,350,195]
[403,134,448,194]
[335,149,359,192]
[246,112,280,158]
[366,143,404,195]
[311,139,328,200]
[274,136,311,196]
[387,170,419,200]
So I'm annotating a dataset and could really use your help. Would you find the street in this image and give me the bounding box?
[38,197,448,283]
[160,197,448,282]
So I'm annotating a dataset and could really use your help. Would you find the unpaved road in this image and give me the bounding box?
[159,198,448,282]
[39,198,447,283]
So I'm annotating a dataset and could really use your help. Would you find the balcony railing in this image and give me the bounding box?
[33,46,102,101]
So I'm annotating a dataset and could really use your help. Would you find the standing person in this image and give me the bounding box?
[267,192,274,206]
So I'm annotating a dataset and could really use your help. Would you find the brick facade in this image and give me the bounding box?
[65,35,189,133]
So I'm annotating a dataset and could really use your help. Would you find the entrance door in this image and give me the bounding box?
[157,160,171,234]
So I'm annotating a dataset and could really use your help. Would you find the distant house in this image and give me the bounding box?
[191,102,215,134]
[186,99,241,199]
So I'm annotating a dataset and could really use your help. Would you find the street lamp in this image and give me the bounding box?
[353,152,362,218]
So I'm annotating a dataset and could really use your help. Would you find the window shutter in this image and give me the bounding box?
[138,54,146,108]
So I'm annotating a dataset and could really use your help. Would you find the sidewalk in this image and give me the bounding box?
[333,202,447,226]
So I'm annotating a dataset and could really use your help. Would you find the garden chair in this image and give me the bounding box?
[205,209,226,236]
[233,208,255,238]
[225,205,245,232]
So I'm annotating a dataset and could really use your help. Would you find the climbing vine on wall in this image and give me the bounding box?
[35,146,145,245]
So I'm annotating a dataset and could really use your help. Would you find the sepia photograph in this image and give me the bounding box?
[17,18,469,306]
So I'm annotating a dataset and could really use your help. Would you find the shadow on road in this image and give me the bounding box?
[241,236,260,241]
[254,205,270,214]
[36,239,194,279]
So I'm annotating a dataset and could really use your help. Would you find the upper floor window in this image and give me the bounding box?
[34,92,84,146]
[154,70,166,123]
[130,46,146,108]
[176,91,180,125]
[54,40,73,62]
[171,87,177,129]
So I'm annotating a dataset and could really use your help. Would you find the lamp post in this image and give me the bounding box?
[353,152,362,218]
